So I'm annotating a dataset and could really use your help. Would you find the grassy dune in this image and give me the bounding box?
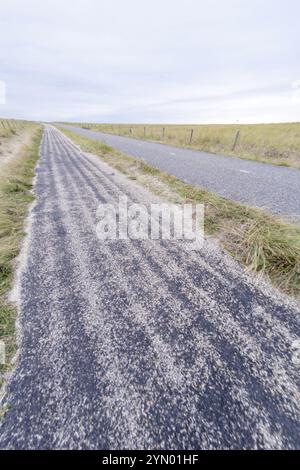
[0,123,42,384]
[0,118,30,139]
[58,126,300,300]
[64,122,300,168]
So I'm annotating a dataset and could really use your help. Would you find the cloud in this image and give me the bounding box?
[0,0,299,123]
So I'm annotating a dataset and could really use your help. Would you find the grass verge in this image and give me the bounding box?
[0,126,42,387]
[58,126,300,299]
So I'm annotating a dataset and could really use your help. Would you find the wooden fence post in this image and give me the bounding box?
[232,130,240,151]
[144,127,146,139]
[189,129,194,145]
[162,127,165,140]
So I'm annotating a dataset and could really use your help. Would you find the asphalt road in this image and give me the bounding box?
[0,126,300,450]
[61,125,300,223]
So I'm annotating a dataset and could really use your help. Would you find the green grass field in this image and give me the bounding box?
[63,122,300,168]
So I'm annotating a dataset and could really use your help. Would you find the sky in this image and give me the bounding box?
[0,0,300,123]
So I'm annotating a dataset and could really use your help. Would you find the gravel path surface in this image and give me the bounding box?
[61,125,300,223]
[0,126,300,450]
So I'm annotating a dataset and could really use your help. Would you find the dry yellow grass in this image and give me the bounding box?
[0,120,39,170]
[0,118,30,139]
[64,122,300,168]
[0,124,42,383]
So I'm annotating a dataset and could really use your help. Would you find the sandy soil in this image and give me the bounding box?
[0,127,37,171]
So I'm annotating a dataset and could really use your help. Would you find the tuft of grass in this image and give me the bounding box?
[139,163,161,176]
[0,405,11,420]
[58,126,300,299]
[59,121,300,168]
[0,126,42,385]
[95,141,112,155]
[228,220,300,292]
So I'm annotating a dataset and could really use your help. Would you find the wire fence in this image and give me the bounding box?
[65,122,300,166]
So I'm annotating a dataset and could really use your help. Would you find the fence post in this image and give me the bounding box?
[189,129,194,145]
[232,130,240,151]
[162,127,165,140]
[144,127,146,139]
[130,127,132,136]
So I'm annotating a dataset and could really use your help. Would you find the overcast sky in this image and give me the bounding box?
[0,0,300,123]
